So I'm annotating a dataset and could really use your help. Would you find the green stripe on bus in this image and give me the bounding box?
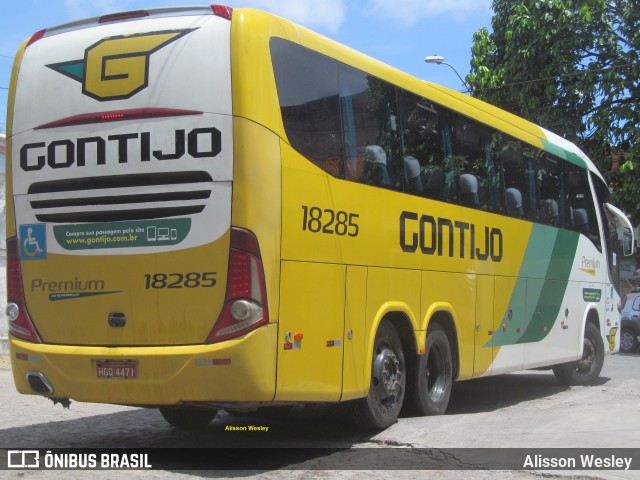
[488,225,579,347]
[541,139,587,169]
[516,228,579,344]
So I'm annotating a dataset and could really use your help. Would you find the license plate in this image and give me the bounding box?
[96,360,138,379]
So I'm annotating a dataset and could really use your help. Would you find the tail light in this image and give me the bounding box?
[211,5,233,20]
[26,29,46,48]
[99,10,149,23]
[206,228,268,343]
[6,237,42,343]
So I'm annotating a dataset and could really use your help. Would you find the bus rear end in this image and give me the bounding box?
[6,6,277,415]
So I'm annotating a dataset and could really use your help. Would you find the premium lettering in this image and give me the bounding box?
[31,278,105,293]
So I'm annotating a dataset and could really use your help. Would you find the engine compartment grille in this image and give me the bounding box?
[27,171,213,223]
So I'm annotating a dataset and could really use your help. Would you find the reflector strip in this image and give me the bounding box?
[195,358,232,366]
[15,353,41,363]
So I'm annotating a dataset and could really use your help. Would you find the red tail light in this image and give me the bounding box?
[6,237,42,343]
[211,5,233,20]
[206,228,268,343]
[99,10,150,23]
[35,108,202,129]
[26,29,46,48]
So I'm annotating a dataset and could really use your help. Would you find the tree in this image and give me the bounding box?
[466,0,640,223]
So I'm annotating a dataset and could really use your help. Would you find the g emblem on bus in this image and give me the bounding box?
[47,29,195,101]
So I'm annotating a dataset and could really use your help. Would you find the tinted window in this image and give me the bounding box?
[271,39,602,249]
[564,164,600,249]
[501,138,538,220]
[397,90,457,201]
[271,38,342,175]
[340,67,401,190]
[537,153,567,227]
[452,116,501,211]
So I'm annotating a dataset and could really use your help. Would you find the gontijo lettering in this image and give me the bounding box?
[399,210,503,262]
[20,127,221,171]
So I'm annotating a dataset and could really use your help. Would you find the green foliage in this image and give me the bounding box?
[467,0,640,224]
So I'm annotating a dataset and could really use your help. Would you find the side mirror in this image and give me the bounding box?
[605,203,634,257]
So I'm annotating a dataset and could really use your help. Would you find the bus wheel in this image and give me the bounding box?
[349,320,406,429]
[159,406,218,429]
[552,323,604,386]
[405,323,452,415]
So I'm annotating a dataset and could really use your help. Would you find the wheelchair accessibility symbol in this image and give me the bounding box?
[19,224,47,260]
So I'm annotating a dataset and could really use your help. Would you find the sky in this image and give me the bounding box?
[0,0,495,135]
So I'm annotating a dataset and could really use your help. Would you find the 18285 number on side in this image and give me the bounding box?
[301,206,359,237]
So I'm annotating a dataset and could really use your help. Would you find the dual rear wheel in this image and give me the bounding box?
[349,320,453,429]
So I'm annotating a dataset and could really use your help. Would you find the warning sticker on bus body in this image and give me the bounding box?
[54,219,191,250]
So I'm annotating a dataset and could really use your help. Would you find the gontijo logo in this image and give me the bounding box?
[47,29,195,101]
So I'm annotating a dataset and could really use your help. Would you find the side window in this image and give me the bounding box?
[397,90,455,201]
[452,115,501,212]
[537,153,567,227]
[633,296,640,311]
[564,165,601,249]
[270,38,342,175]
[340,67,402,190]
[500,138,538,220]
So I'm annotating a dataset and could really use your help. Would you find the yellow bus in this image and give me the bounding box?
[6,5,634,429]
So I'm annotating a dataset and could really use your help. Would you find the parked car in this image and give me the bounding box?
[620,292,640,353]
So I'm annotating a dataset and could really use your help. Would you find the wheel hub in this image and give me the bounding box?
[373,348,401,399]
[620,331,634,351]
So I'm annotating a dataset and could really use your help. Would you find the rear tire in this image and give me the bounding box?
[405,323,453,415]
[159,406,217,429]
[553,323,604,386]
[620,328,638,353]
[348,320,406,429]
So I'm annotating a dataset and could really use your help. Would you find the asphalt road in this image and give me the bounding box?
[0,351,639,479]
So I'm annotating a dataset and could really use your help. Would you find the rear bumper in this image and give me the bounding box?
[9,324,277,405]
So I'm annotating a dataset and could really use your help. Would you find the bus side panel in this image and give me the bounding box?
[474,275,495,377]
[5,40,27,241]
[342,265,367,401]
[523,278,550,368]
[490,276,526,375]
[366,267,422,334]
[421,271,476,380]
[276,261,345,401]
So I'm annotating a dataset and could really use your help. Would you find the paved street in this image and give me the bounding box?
[0,351,639,479]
